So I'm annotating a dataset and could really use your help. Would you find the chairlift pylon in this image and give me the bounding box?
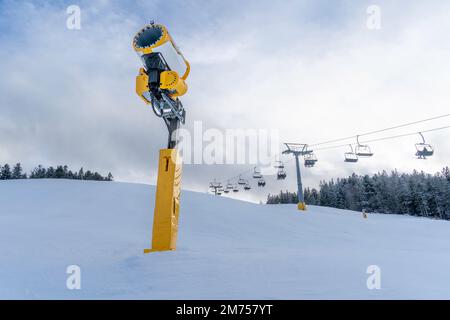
[344,144,358,163]
[415,132,434,159]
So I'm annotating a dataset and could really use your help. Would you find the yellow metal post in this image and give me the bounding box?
[297,202,307,211]
[144,149,182,253]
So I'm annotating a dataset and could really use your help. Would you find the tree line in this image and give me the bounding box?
[0,163,113,181]
[267,167,450,220]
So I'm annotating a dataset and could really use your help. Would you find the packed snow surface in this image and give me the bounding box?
[1,179,449,299]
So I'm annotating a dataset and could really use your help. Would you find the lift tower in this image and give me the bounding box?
[282,143,312,211]
[133,22,190,252]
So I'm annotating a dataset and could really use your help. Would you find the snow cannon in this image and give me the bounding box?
[134,22,189,254]
[133,23,189,116]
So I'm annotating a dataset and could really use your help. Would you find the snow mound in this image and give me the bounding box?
[0,179,449,299]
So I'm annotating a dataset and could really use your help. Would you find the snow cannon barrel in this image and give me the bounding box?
[133,23,189,98]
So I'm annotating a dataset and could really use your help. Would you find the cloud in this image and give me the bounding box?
[0,0,449,203]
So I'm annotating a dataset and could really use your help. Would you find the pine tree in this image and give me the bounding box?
[55,166,65,178]
[30,165,46,178]
[12,163,24,179]
[267,167,449,220]
[46,167,55,178]
[78,168,84,180]
[84,170,93,180]
[93,172,103,181]
[1,164,12,180]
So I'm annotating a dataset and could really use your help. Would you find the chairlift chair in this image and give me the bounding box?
[355,135,374,157]
[344,145,358,163]
[273,160,285,169]
[209,180,221,189]
[232,184,239,192]
[209,179,223,195]
[277,168,287,180]
[226,181,233,190]
[237,175,246,185]
[244,181,251,190]
[304,153,318,167]
[415,132,434,159]
[252,167,262,179]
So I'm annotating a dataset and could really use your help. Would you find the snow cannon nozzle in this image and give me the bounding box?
[133,24,164,50]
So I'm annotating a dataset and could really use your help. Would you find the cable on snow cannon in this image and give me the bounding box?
[134,22,190,254]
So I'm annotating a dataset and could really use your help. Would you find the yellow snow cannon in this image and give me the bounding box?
[133,22,190,105]
[133,22,190,254]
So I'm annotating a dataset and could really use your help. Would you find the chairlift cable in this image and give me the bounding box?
[314,125,450,151]
[309,113,450,147]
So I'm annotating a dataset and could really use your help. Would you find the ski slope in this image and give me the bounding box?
[0,179,449,299]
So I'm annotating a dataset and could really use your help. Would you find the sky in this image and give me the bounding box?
[0,0,449,202]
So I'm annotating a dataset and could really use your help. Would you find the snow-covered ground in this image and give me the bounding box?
[0,179,449,299]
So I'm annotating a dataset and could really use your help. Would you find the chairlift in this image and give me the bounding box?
[277,168,287,180]
[209,179,223,195]
[304,153,318,167]
[415,132,434,159]
[209,179,221,189]
[355,135,374,157]
[244,180,251,190]
[257,178,266,187]
[223,188,230,193]
[252,167,262,179]
[237,175,246,185]
[232,184,239,192]
[226,180,233,190]
[344,145,358,163]
[273,160,285,169]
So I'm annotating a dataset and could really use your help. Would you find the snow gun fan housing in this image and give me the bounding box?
[133,24,189,106]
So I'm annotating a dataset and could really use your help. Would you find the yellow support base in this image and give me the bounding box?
[144,148,182,253]
[143,248,175,253]
[297,202,307,211]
